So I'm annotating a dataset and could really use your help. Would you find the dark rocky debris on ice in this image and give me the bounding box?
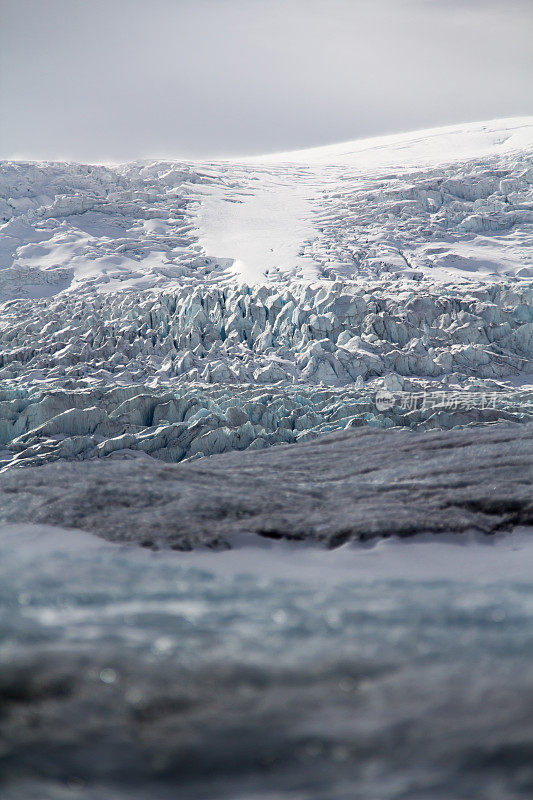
[1,422,531,549]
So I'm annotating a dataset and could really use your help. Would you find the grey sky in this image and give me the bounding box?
[1,0,532,162]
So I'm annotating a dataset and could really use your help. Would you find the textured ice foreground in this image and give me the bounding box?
[1,524,533,800]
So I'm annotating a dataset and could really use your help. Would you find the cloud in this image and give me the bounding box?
[1,0,531,160]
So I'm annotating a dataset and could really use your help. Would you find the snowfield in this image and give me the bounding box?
[2,117,532,295]
[0,118,532,469]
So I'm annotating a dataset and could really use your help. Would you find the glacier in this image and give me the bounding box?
[1,118,533,469]
[2,118,533,800]
[0,279,532,469]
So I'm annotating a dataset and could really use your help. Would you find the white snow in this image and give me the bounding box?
[0,117,532,298]
[247,117,533,167]
[194,172,321,283]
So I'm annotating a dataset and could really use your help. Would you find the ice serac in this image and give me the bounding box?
[0,280,532,469]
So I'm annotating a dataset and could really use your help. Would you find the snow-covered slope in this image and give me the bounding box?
[1,117,532,294]
[250,117,533,167]
[0,119,532,469]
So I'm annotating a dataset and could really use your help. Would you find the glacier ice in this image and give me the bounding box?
[0,120,532,469]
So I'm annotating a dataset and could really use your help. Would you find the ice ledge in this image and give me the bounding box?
[1,422,531,550]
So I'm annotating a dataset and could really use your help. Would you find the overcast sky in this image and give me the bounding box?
[1,0,532,162]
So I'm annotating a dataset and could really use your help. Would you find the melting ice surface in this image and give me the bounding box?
[1,525,533,800]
